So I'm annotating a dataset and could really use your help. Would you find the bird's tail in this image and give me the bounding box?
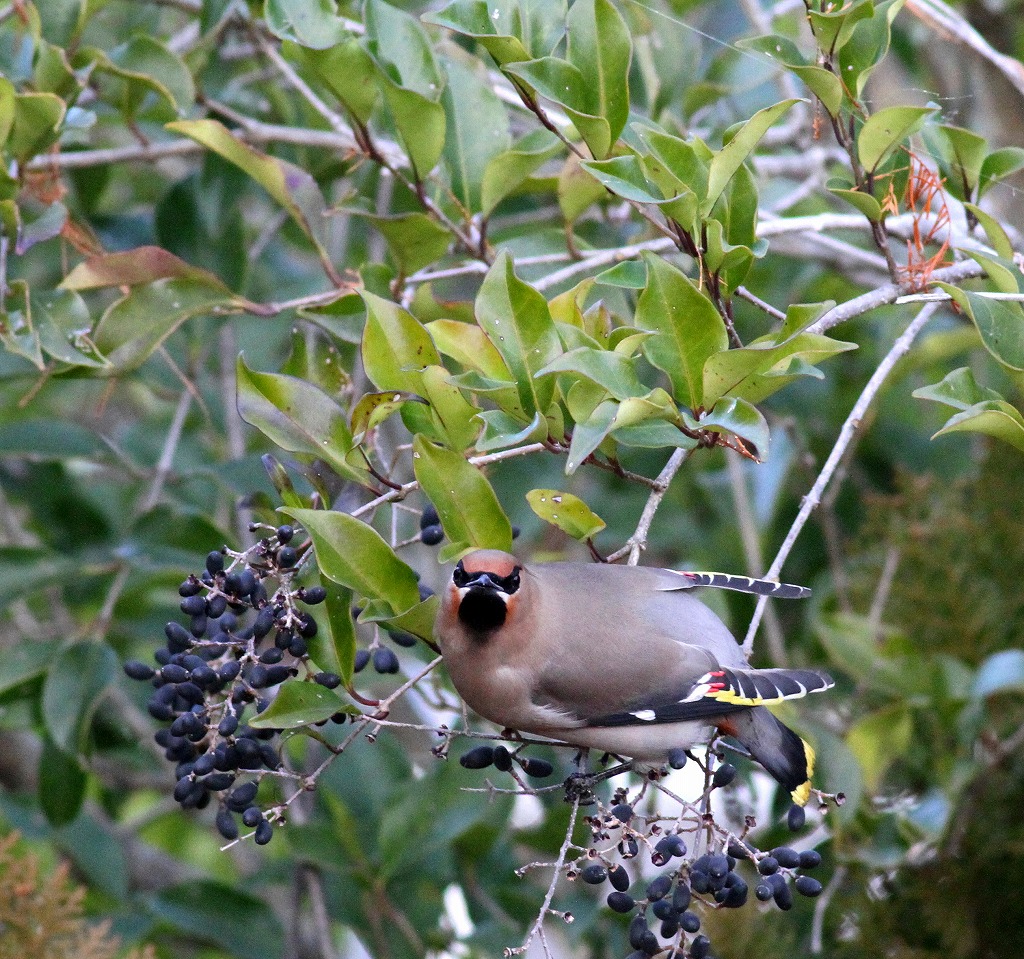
[728,706,817,806]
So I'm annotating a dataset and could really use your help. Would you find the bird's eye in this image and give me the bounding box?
[453,562,469,588]
[499,567,521,594]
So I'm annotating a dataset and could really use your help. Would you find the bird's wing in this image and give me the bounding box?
[586,667,834,728]
[648,568,811,600]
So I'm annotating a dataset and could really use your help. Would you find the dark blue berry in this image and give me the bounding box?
[302,586,327,605]
[581,864,607,885]
[420,524,444,545]
[606,891,634,913]
[459,746,495,769]
[124,660,155,681]
[372,647,399,674]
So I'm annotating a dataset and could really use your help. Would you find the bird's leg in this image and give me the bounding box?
[571,748,591,775]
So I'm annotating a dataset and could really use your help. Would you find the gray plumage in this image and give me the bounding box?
[436,550,832,803]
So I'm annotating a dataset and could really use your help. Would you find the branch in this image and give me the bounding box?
[808,260,985,333]
[605,448,692,565]
[743,301,942,654]
[505,794,580,958]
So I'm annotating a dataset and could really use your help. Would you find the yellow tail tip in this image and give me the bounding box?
[790,739,817,806]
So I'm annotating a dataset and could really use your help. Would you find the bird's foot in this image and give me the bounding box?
[562,761,634,804]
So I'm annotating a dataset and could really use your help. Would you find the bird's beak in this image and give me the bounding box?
[457,573,511,604]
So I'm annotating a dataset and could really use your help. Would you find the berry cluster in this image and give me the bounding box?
[123,525,337,845]
[454,741,831,957]
[568,777,825,958]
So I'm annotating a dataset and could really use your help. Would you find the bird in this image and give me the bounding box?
[435,549,834,805]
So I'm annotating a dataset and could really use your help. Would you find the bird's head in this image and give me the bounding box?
[447,549,523,636]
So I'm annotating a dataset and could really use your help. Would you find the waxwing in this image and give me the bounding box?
[436,549,833,805]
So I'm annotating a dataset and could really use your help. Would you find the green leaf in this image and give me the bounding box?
[42,641,119,755]
[7,90,65,161]
[89,279,233,373]
[360,211,451,276]
[378,594,439,643]
[828,183,883,221]
[366,0,446,176]
[420,364,481,451]
[504,56,614,160]
[305,581,356,685]
[360,291,441,392]
[426,318,512,382]
[412,435,513,551]
[564,0,632,156]
[381,83,447,179]
[265,0,345,48]
[167,119,332,254]
[526,488,605,540]
[249,679,352,729]
[236,356,367,484]
[110,36,195,117]
[738,36,843,115]
[39,738,87,827]
[566,398,617,473]
[580,154,668,205]
[912,366,1003,411]
[847,705,913,792]
[933,400,1024,454]
[424,0,532,67]
[0,638,62,695]
[282,508,422,614]
[365,0,444,99]
[979,146,1024,197]
[287,35,379,122]
[926,124,987,199]
[703,326,856,406]
[596,260,648,289]
[690,396,770,460]
[351,390,425,441]
[703,98,799,214]
[806,0,875,53]
[475,409,547,452]
[963,205,1014,261]
[480,130,561,216]
[857,105,936,173]
[613,419,697,450]
[838,0,907,98]
[474,251,561,420]
[150,882,284,959]
[635,252,728,410]
[537,346,644,400]
[934,283,1024,371]
[442,56,511,213]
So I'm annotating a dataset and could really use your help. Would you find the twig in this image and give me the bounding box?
[810,863,847,953]
[505,794,580,958]
[140,388,192,513]
[726,450,787,665]
[907,0,1024,100]
[605,448,691,565]
[809,260,984,334]
[350,442,550,520]
[743,302,941,654]
[867,546,901,642]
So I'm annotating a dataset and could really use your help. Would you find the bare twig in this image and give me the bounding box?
[809,260,985,334]
[604,448,692,565]
[506,795,580,958]
[743,302,942,654]
[810,863,848,953]
[726,450,787,665]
